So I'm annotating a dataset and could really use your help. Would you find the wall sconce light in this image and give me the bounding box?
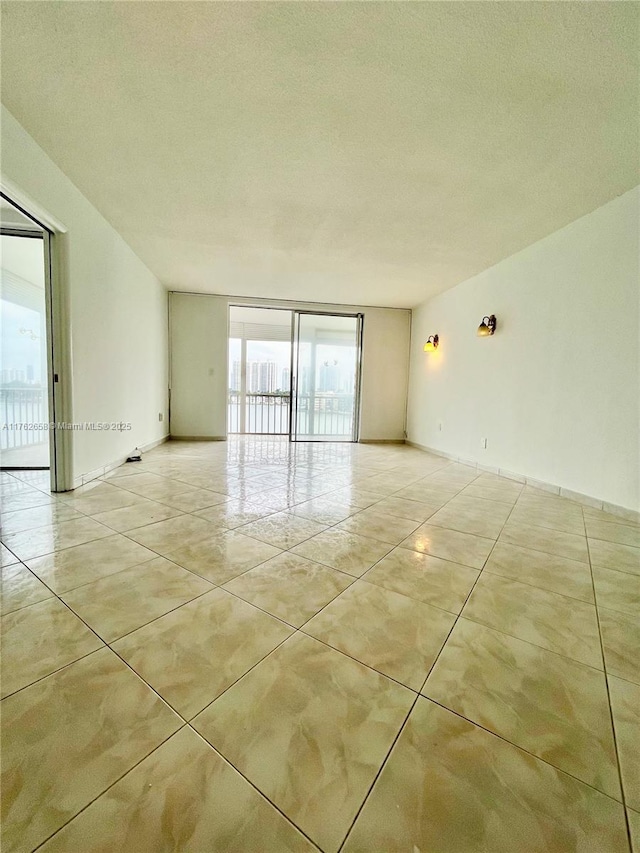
[423,335,439,352]
[477,315,497,336]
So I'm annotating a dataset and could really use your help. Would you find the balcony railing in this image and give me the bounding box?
[228,392,291,434]
[1,387,48,450]
[228,391,354,437]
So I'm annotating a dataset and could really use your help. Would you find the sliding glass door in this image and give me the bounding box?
[0,228,50,468]
[290,312,363,442]
[228,306,293,435]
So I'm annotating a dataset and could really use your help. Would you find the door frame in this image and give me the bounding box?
[1,189,71,491]
[227,304,294,437]
[289,309,364,443]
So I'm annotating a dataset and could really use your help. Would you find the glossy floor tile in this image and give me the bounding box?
[401,522,495,568]
[2,516,113,561]
[1,438,635,852]
[1,648,181,853]
[484,541,594,603]
[125,513,220,555]
[589,538,640,575]
[608,675,640,811]
[91,498,184,532]
[500,519,590,563]
[593,566,640,616]
[629,808,640,853]
[238,512,327,549]
[364,546,479,613]
[599,607,640,685]
[462,572,603,668]
[342,699,628,853]
[304,579,455,689]
[290,496,360,525]
[508,504,586,536]
[0,502,84,536]
[37,728,316,853]
[113,589,293,719]
[1,491,54,514]
[1,597,103,697]
[0,542,19,567]
[585,518,640,548]
[1,562,54,615]
[194,497,272,528]
[290,528,392,576]
[152,486,228,512]
[61,557,213,641]
[428,495,511,539]
[460,481,522,503]
[335,507,421,545]
[193,633,413,852]
[60,483,148,515]
[371,494,441,522]
[424,618,620,798]
[25,533,157,592]
[165,530,282,584]
[223,552,353,627]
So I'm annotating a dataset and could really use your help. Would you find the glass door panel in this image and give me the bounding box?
[227,306,293,435]
[0,232,50,468]
[291,312,362,442]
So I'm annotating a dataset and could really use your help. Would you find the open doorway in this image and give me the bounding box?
[228,306,293,435]
[228,305,363,442]
[290,311,363,442]
[0,197,52,470]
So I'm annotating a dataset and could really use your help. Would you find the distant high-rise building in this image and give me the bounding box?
[230,360,242,391]
[26,364,35,382]
[1,368,26,384]
[318,360,340,392]
[300,366,310,395]
[247,360,277,392]
[281,367,290,391]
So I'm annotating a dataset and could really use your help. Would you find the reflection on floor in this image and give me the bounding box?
[1,437,638,852]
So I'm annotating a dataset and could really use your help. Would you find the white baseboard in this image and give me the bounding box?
[169,435,227,441]
[71,434,170,490]
[405,440,640,523]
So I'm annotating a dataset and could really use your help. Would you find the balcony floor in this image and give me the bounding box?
[0,440,49,469]
[1,436,638,852]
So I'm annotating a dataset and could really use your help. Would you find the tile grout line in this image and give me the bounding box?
[113,454,488,850]
[337,472,522,849]
[422,695,629,805]
[2,458,489,693]
[188,725,326,852]
[381,487,631,804]
[336,691,422,852]
[28,723,190,853]
[3,443,631,852]
[338,475,625,845]
[584,507,634,853]
[9,575,320,853]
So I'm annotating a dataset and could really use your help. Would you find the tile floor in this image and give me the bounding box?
[1,437,638,852]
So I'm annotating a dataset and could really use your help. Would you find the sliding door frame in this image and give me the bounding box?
[1,189,70,490]
[289,309,364,443]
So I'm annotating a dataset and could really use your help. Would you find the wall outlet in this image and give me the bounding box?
[480,437,487,449]
[158,412,164,422]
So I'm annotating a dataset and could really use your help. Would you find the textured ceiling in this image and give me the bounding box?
[1,2,638,308]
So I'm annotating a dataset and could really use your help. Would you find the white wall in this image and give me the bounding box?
[169,293,410,441]
[407,187,640,512]
[1,106,169,485]
[170,293,228,438]
[359,308,411,441]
